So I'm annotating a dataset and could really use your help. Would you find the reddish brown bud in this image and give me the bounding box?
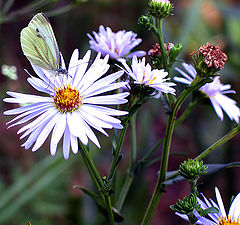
[148,42,174,56]
[198,42,227,70]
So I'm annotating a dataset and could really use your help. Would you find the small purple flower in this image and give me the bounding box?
[88,25,146,60]
[175,63,240,123]
[120,55,176,96]
[176,187,240,225]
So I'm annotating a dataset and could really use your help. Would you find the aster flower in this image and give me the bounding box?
[120,55,176,96]
[174,63,240,123]
[176,187,240,225]
[4,50,129,159]
[87,25,146,60]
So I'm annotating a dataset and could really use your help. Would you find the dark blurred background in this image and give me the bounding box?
[0,0,240,224]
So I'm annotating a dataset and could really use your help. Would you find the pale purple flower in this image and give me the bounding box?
[176,187,240,225]
[87,25,146,60]
[120,55,176,96]
[175,63,240,123]
[4,50,129,159]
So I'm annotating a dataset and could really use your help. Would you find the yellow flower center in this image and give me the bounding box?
[54,84,82,113]
[148,76,157,85]
[217,216,240,225]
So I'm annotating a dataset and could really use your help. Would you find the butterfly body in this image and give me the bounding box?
[20,13,68,76]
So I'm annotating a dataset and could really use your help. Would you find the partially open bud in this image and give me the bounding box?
[148,0,173,18]
[179,159,207,181]
[149,42,181,69]
[191,42,227,77]
[170,193,202,215]
[148,42,174,56]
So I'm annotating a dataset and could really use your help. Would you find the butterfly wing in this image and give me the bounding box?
[20,12,60,72]
[20,26,58,72]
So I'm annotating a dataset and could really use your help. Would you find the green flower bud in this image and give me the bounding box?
[138,14,154,30]
[168,43,182,65]
[170,193,202,215]
[148,0,173,18]
[179,159,208,181]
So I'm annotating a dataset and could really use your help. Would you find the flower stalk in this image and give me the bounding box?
[79,142,115,225]
[156,18,168,70]
[140,76,212,225]
[116,115,137,211]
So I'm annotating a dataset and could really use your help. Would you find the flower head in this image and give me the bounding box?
[148,0,173,18]
[87,25,146,60]
[198,42,227,70]
[191,43,228,77]
[120,55,176,96]
[4,50,129,159]
[175,63,240,123]
[177,187,240,225]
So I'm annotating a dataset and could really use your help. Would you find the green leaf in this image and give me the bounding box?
[200,207,219,216]
[73,185,124,222]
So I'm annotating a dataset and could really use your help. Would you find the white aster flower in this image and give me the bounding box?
[3,50,129,159]
[120,55,176,95]
[176,187,240,225]
[175,63,240,123]
[87,25,146,60]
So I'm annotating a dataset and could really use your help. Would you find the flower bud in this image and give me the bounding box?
[179,159,207,181]
[148,0,173,18]
[138,14,154,30]
[168,43,182,65]
[170,193,202,215]
[191,42,227,77]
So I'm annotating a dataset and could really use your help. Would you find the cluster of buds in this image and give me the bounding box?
[170,193,202,217]
[149,42,182,70]
[191,42,228,77]
[148,0,173,18]
[179,159,207,181]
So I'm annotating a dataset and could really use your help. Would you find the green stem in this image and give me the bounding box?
[107,124,128,182]
[107,97,140,182]
[156,18,167,70]
[116,115,137,211]
[190,179,197,196]
[79,143,115,225]
[164,105,240,187]
[130,115,137,170]
[105,195,116,225]
[140,99,197,164]
[175,100,198,127]
[195,122,240,161]
[140,77,211,225]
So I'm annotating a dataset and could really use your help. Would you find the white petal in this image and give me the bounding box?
[72,50,91,88]
[215,187,227,218]
[50,113,67,156]
[63,124,71,159]
[32,112,60,152]
[84,92,129,105]
[67,112,88,145]
[228,191,240,219]
[70,135,78,154]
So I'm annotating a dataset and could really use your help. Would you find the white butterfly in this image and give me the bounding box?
[20,12,68,76]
